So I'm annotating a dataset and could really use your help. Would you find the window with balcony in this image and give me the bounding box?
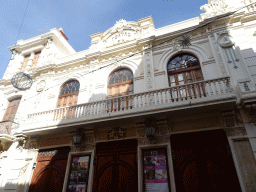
[21,54,30,70]
[167,54,205,99]
[56,80,80,108]
[54,80,80,120]
[107,68,133,111]
[31,51,41,67]
[2,97,21,121]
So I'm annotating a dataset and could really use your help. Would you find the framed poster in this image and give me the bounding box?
[142,148,171,192]
[66,154,91,192]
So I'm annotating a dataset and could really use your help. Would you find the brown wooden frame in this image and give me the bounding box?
[2,97,21,121]
[167,54,205,100]
[107,68,133,112]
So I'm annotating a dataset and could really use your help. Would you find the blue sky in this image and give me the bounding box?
[0,0,207,79]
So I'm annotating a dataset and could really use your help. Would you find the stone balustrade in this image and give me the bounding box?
[0,121,18,135]
[24,77,234,130]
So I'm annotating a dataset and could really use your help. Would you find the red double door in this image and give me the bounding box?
[28,147,70,192]
[171,129,242,192]
[92,139,138,192]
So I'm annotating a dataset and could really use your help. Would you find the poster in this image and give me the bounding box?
[143,149,170,192]
[67,155,90,192]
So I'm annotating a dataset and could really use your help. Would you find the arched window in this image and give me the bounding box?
[107,68,133,111]
[56,80,80,108]
[167,54,205,98]
[167,54,203,86]
[107,68,133,97]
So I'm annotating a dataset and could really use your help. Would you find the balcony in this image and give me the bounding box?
[22,77,236,133]
[0,121,17,143]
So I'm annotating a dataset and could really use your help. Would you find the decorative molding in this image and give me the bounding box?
[222,110,236,128]
[134,76,144,81]
[107,127,126,140]
[202,59,216,65]
[224,127,247,137]
[154,71,165,76]
[40,135,72,147]
[244,103,256,123]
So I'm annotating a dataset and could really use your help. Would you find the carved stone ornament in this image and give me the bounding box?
[15,135,27,151]
[222,110,236,127]
[10,50,17,60]
[138,136,170,146]
[224,127,247,137]
[200,0,229,19]
[107,127,126,140]
[245,104,256,123]
[36,80,46,92]
[217,33,234,48]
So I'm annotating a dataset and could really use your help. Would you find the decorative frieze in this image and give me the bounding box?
[244,103,256,123]
[40,135,72,147]
[224,127,247,137]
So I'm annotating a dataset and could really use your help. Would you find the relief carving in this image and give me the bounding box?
[222,110,236,127]
[224,127,247,137]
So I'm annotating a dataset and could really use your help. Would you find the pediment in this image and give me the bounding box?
[89,16,155,50]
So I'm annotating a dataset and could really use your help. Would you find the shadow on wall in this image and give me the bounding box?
[0,182,29,192]
[6,146,72,192]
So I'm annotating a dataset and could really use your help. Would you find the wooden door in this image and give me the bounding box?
[29,147,70,192]
[171,130,242,192]
[92,139,138,192]
[169,66,205,100]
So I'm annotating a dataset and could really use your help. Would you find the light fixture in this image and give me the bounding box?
[145,117,157,140]
[73,128,83,148]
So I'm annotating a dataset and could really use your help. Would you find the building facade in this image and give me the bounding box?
[1,0,256,191]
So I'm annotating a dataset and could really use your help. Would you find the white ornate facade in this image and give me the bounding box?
[1,1,256,192]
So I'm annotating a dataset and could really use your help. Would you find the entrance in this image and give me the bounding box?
[92,139,138,192]
[28,146,70,192]
[171,129,242,192]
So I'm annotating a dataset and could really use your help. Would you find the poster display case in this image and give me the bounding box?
[142,148,171,192]
[66,154,91,192]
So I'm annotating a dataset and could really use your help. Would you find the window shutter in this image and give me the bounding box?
[31,52,41,67]
[3,97,21,121]
[21,55,30,70]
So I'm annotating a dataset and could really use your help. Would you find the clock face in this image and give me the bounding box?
[36,80,46,92]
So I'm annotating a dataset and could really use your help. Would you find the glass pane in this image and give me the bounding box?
[108,69,133,85]
[167,54,199,72]
[143,148,170,192]
[66,155,91,192]
[178,74,184,85]
[60,80,80,96]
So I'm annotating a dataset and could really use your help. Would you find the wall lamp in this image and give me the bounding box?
[145,117,157,140]
[73,128,84,148]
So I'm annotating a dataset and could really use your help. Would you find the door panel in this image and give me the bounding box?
[29,147,70,192]
[171,130,242,192]
[92,139,138,192]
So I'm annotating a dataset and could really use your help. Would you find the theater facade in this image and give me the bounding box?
[1,1,256,192]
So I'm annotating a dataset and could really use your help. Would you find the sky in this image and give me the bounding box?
[0,0,208,79]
